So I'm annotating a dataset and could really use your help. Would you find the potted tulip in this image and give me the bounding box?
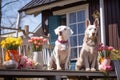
[28,36,48,69]
[98,43,114,77]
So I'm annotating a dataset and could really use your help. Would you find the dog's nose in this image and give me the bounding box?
[92,33,95,36]
[59,31,62,36]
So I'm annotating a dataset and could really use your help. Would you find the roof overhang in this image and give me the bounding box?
[20,0,86,15]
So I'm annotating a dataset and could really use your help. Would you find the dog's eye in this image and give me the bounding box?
[89,28,92,30]
[59,28,61,30]
[64,28,67,30]
[94,28,96,30]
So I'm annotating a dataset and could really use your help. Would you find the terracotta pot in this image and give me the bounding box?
[5,50,19,62]
[4,50,19,69]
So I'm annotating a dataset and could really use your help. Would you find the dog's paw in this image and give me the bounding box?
[65,66,69,70]
[57,67,62,70]
[85,68,90,71]
[47,68,54,70]
[91,68,96,71]
[75,66,80,71]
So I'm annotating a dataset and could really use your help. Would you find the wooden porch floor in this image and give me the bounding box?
[0,69,116,80]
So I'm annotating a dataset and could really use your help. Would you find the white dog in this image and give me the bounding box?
[75,19,99,71]
[48,25,73,70]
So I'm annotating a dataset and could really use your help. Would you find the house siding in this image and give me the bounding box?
[104,0,120,49]
[88,0,99,23]
[89,0,120,49]
[42,10,53,35]
[88,0,101,44]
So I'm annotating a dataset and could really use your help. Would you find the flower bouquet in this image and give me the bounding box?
[18,54,37,69]
[1,37,23,50]
[28,36,48,52]
[28,36,48,69]
[1,37,23,69]
[98,43,114,76]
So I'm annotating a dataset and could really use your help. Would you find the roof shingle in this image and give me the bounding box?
[19,0,58,12]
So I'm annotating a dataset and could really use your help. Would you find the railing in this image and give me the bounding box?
[0,38,51,69]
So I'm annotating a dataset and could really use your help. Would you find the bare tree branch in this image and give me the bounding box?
[2,0,19,8]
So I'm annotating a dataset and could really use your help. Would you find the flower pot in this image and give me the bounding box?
[33,51,43,69]
[99,58,112,71]
[3,50,19,69]
[101,58,111,66]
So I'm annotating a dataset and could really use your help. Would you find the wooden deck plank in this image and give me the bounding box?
[0,69,116,78]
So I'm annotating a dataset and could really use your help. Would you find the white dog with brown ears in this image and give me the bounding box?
[75,19,99,71]
[48,25,73,70]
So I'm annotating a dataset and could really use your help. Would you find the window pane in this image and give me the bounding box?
[70,36,77,47]
[70,48,77,59]
[68,9,87,59]
[70,24,76,35]
[70,12,76,23]
[78,47,82,57]
[78,23,85,34]
[78,35,84,46]
[77,10,85,22]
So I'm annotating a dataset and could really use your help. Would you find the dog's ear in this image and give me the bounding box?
[67,27,73,35]
[86,20,91,28]
[54,27,59,35]
[94,19,99,27]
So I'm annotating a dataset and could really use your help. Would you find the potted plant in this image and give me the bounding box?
[1,37,23,69]
[98,43,114,77]
[28,36,48,69]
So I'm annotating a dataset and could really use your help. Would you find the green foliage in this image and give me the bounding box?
[111,49,120,60]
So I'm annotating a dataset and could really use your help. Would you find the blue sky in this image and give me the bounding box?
[1,0,41,33]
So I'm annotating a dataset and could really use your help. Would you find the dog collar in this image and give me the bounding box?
[57,39,68,44]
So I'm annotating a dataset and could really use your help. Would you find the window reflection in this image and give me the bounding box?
[70,36,77,47]
[78,23,85,34]
[77,10,85,22]
[70,24,76,35]
[70,12,76,23]
[78,35,84,45]
[70,48,77,59]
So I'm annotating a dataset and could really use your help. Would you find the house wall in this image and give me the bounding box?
[89,0,120,49]
[88,0,101,44]
[42,10,53,36]
[88,0,99,23]
[41,1,88,35]
[41,0,120,49]
[104,0,120,49]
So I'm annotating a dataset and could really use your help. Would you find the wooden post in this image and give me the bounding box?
[100,0,106,57]
[24,25,29,38]
[16,13,21,37]
[100,0,106,44]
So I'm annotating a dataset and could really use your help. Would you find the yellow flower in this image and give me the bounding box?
[0,37,23,50]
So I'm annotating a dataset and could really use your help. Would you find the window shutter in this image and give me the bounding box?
[48,16,60,45]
